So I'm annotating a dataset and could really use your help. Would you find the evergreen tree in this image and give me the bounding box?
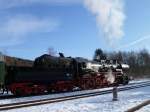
[93,49,106,61]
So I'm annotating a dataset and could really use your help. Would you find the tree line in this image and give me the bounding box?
[93,48,150,78]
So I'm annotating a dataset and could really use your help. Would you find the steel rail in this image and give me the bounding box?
[0,80,149,100]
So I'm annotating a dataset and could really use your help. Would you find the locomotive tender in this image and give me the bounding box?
[0,54,129,96]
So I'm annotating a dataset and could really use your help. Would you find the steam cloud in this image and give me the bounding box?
[105,69,115,84]
[84,0,126,44]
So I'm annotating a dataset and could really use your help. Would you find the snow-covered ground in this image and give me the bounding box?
[130,78,150,84]
[1,80,150,112]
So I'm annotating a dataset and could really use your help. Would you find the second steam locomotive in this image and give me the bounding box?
[0,54,129,96]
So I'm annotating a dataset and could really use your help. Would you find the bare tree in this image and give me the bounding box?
[93,49,107,61]
[95,48,150,78]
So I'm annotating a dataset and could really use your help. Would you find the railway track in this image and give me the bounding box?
[0,80,149,100]
[0,81,149,111]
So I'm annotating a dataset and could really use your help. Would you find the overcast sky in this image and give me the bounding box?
[0,0,150,59]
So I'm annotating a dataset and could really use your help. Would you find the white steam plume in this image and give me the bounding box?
[84,0,126,44]
[105,69,115,84]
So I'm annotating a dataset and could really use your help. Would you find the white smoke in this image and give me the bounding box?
[84,0,126,44]
[105,69,115,84]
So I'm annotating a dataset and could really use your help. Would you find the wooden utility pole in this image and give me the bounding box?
[112,86,118,101]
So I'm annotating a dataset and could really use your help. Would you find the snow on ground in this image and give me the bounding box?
[1,83,150,112]
[129,78,150,84]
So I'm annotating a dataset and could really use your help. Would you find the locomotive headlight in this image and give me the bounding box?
[66,73,72,77]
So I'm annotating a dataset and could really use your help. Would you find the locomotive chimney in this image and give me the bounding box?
[59,53,65,58]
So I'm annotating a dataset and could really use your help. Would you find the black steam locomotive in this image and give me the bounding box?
[0,54,129,95]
